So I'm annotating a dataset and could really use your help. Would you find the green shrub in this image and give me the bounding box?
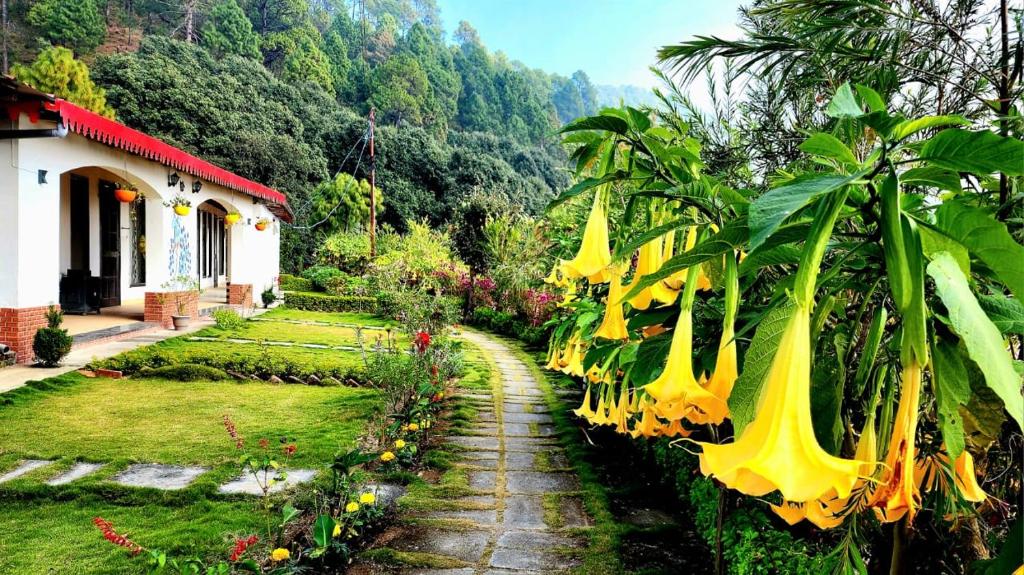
[261,286,276,308]
[279,273,314,292]
[32,306,72,367]
[212,308,245,330]
[283,291,377,313]
[468,307,549,347]
[325,274,370,296]
[317,231,371,273]
[301,265,345,291]
[136,363,230,381]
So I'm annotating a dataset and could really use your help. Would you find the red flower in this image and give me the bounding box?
[230,535,259,562]
[93,517,143,556]
[259,438,270,449]
[414,331,431,353]
[283,443,297,457]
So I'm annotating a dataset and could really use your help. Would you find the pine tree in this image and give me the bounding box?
[26,0,106,55]
[12,46,115,118]
[202,0,260,58]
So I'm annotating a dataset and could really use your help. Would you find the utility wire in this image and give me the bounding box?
[292,124,370,218]
[287,126,370,231]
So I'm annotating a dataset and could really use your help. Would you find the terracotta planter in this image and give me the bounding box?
[171,315,191,330]
[224,213,241,225]
[255,221,268,231]
[173,205,191,217]
[114,188,137,203]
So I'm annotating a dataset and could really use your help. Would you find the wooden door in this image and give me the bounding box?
[98,181,121,307]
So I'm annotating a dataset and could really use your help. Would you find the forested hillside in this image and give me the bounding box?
[1,0,613,268]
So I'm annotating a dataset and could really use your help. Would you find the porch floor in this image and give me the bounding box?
[63,293,229,336]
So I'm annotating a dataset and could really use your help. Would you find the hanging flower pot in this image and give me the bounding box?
[224,213,241,226]
[255,217,270,231]
[114,183,138,203]
[164,196,192,217]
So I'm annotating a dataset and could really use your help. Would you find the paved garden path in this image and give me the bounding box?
[372,330,589,575]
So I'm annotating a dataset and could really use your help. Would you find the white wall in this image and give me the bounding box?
[2,123,283,309]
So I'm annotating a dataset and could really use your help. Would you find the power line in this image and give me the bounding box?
[287,124,371,231]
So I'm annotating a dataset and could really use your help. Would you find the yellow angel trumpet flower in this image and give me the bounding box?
[588,385,615,426]
[543,261,572,288]
[613,385,631,434]
[544,343,562,371]
[916,449,987,504]
[698,305,863,502]
[561,190,611,282]
[593,265,630,340]
[644,266,728,424]
[870,360,923,524]
[623,238,663,310]
[572,385,596,420]
[629,396,666,438]
[700,251,740,416]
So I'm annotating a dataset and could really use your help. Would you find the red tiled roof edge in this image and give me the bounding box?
[56,99,291,218]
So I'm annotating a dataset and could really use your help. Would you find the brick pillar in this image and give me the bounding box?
[144,291,199,328]
[227,283,253,308]
[0,305,57,364]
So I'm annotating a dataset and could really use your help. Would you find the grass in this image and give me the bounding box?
[259,308,396,327]
[0,309,395,574]
[198,311,407,348]
[0,375,378,466]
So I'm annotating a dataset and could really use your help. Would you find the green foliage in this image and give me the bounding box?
[371,220,465,290]
[135,363,230,382]
[202,0,260,59]
[301,265,346,291]
[26,0,105,54]
[12,46,114,118]
[310,173,383,235]
[278,274,313,292]
[283,292,378,314]
[32,327,72,367]
[211,308,246,330]
[317,232,372,274]
[469,307,549,347]
[261,286,276,308]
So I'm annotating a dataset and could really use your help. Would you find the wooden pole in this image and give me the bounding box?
[369,107,377,258]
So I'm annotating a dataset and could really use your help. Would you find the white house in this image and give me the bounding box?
[0,78,290,363]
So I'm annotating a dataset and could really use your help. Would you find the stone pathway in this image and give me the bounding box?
[372,331,589,575]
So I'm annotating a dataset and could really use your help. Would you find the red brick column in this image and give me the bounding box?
[144,291,199,328]
[0,305,56,364]
[227,284,253,308]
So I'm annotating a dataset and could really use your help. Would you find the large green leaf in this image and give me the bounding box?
[826,83,864,119]
[978,293,1024,335]
[927,252,1023,430]
[312,515,335,548]
[799,133,859,166]
[559,113,629,135]
[889,115,970,141]
[748,170,865,250]
[728,299,797,435]
[613,216,695,259]
[630,331,672,386]
[934,201,1024,301]
[920,129,1024,176]
[930,336,971,459]
[737,244,802,277]
[900,166,961,193]
[620,222,748,302]
[545,171,627,211]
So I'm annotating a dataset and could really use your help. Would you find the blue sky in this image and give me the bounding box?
[435,0,746,88]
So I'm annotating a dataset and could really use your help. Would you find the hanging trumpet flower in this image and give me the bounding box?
[694,252,739,423]
[560,188,611,283]
[593,264,630,340]
[870,360,924,523]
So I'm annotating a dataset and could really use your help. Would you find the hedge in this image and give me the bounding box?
[468,307,549,347]
[283,291,377,313]
[279,274,314,292]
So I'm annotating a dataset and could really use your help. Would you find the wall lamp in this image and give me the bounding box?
[192,180,203,194]
[168,172,180,187]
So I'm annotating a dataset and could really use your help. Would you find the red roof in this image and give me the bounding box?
[53,100,291,220]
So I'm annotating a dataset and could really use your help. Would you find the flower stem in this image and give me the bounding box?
[793,188,851,308]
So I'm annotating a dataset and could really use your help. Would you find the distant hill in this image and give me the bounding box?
[596,85,659,108]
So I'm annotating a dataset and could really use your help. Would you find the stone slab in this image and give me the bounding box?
[363,483,407,507]
[448,436,500,450]
[218,468,316,494]
[502,495,546,529]
[504,451,538,471]
[112,464,208,490]
[502,412,554,424]
[46,462,105,486]
[556,496,592,528]
[392,529,489,563]
[502,401,548,412]
[425,508,497,525]
[0,460,53,484]
[496,529,584,550]
[505,472,580,494]
[504,437,559,451]
[462,450,499,461]
[467,471,497,491]
[503,423,534,437]
[489,547,579,572]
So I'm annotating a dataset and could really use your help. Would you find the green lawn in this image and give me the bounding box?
[259,308,397,328]
[195,318,403,348]
[0,309,392,574]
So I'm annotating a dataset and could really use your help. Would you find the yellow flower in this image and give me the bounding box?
[332,522,342,537]
[869,360,923,524]
[572,386,595,420]
[400,424,410,432]
[560,190,611,282]
[698,306,862,502]
[345,501,360,513]
[644,299,727,424]
[271,548,290,562]
[592,265,630,341]
[623,239,662,310]
[360,492,376,505]
[380,451,396,462]
[423,419,432,429]
[629,396,665,439]
[395,439,406,449]
[407,423,419,432]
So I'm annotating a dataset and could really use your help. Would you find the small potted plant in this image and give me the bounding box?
[114,182,139,203]
[224,212,241,226]
[161,275,200,329]
[165,196,192,217]
[255,217,270,231]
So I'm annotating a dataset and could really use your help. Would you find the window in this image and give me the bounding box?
[130,198,146,286]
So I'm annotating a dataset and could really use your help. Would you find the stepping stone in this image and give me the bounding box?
[505,437,559,451]
[363,483,407,507]
[461,457,497,470]
[448,436,499,450]
[505,472,579,494]
[456,495,496,507]
[556,496,593,528]
[489,547,579,572]
[392,529,489,563]
[497,529,584,550]
[504,452,538,471]
[46,462,105,486]
[462,450,499,461]
[503,495,546,529]
[112,464,208,490]
[467,471,497,490]
[539,450,572,470]
[0,460,53,484]
[219,468,316,494]
[533,424,558,437]
[398,569,475,575]
[503,402,549,414]
[503,412,554,424]
[503,423,534,437]
[425,508,497,525]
